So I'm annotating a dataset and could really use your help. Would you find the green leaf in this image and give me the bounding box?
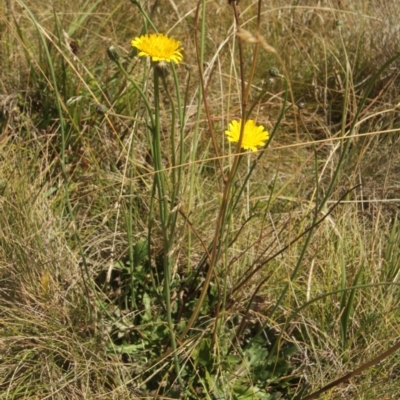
[233,383,271,399]
[193,338,212,367]
[134,238,148,267]
[226,354,241,366]
[141,292,152,322]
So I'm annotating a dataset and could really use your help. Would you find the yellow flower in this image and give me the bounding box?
[131,33,183,64]
[225,119,269,151]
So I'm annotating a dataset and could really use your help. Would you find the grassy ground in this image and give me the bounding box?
[2,0,400,398]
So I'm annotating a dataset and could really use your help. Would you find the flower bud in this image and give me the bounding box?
[96,104,108,115]
[107,45,120,63]
[269,67,280,77]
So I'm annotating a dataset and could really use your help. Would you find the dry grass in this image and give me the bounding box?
[2,0,400,398]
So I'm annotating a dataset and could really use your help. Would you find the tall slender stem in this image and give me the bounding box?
[152,65,181,383]
[180,1,248,339]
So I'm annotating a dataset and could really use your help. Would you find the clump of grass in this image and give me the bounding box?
[0,147,137,398]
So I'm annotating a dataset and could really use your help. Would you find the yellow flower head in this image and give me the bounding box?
[225,119,269,151]
[131,33,183,64]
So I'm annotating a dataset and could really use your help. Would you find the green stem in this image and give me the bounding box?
[113,60,154,128]
[127,118,139,310]
[153,65,181,384]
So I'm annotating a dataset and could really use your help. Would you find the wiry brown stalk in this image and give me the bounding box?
[229,186,360,298]
[301,339,400,400]
[230,271,273,350]
[179,0,251,340]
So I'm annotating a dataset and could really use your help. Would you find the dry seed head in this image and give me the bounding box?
[297,101,306,110]
[236,28,258,44]
[256,33,277,54]
[236,29,277,54]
